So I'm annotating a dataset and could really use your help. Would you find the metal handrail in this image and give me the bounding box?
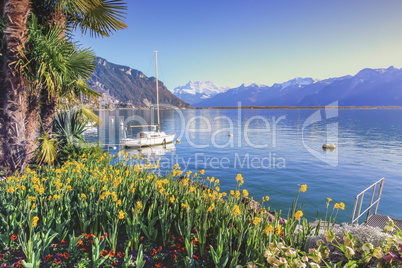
[351,178,385,225]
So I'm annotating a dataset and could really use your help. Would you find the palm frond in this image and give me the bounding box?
[69,0,127,37]
[35,134,58,166]
[79,105,101,125]
[25,14,97,100]
[53,106,100,145]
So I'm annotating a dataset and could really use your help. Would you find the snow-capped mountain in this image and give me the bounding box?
[272,77,315,89]
[172,81,229,105]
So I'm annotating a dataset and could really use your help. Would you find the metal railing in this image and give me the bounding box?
[351,178,385,225]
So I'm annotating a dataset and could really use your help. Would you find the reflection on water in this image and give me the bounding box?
[125,143,176,158]
[93,108,402,223]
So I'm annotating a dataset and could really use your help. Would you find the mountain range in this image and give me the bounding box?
[87,57,189,108]
[193,67,402,107]
[87,56,402,108]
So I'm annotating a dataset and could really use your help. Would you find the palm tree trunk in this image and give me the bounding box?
[25,93,40,163]
[40,90,58,135]
[0,0,31,175]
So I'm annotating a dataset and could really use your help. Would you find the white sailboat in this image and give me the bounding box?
[121,51,175,148]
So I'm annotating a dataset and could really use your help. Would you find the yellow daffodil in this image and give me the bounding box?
[253,217,262,225]
[264,224,274,235]
[334,202,345,210]
[293,210,303,221]
[118,210,125,220]
[242,189,249,197]
[233,205,241,216]
[207,203,215,212]
[299,184,307,192]
[32,216,39,227]
[276,225,283,235]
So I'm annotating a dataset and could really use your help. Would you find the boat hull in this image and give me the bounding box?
[121,133,175,148]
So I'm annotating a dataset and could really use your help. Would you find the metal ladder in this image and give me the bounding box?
[350,178,385,225]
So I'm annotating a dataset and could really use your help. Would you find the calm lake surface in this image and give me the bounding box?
[90,108,402,223]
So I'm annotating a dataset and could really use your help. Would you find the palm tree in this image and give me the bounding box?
[0,0,31,175]
[0,0,127,175]
[31,0,127,135]
[23,15,101,161]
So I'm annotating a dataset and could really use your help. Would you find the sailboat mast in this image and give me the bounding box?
[155,50,160,132]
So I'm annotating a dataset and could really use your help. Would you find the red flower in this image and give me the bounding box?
[193,254,199,259]
[85,233,95,240]
[53,258,62,264]
[117,252,124,258]
[205,246,210,251]
[100,250,109,258]
[178,237,184,243]
[60,240,67,244]
[10,234,18,240]
[155,263,163,267]
[150,248,158,256]
[0,254,4,259]
[109,249,115,257]
[45,255,53,262]
[63,252,70,259]
[172,254,177,260]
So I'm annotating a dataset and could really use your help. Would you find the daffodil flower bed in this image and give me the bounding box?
[0,151,401,267]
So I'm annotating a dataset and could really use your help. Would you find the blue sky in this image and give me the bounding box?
[74,0,402,90]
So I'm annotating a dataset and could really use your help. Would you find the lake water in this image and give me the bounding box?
[89,108,402,223]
